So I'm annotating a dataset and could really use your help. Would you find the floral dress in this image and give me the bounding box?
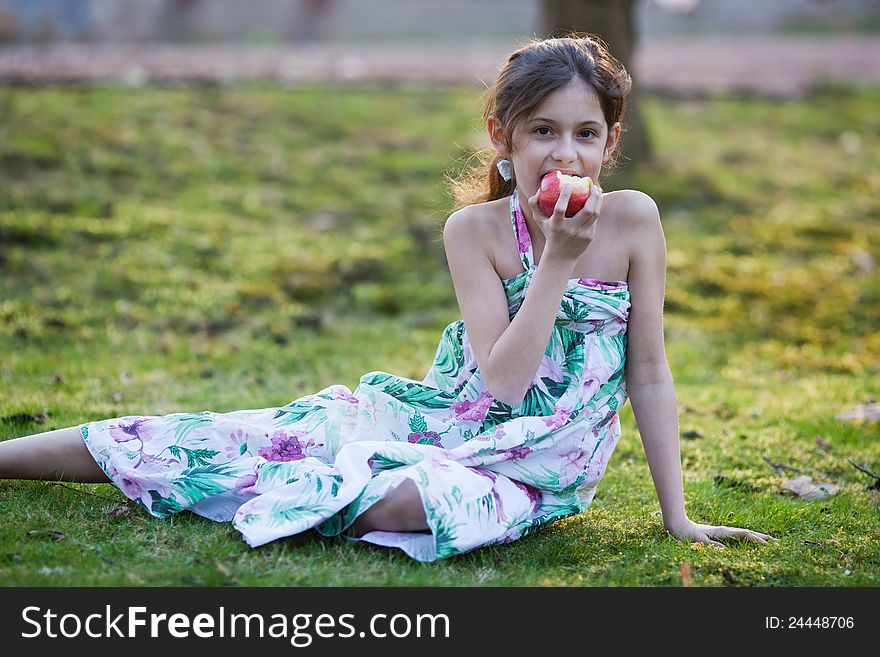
[80,189,631,562]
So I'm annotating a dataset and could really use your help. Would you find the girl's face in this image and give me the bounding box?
[489,78,621,218]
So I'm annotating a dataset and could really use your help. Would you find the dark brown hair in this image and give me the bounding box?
[448,34,632,211]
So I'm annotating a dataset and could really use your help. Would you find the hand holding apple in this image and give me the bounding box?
[538,171,594,218]
[526,174,603,267]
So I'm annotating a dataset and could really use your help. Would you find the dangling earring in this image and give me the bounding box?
[495,158,513,182]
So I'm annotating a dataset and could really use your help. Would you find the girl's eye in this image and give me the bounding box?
[533,126,596,138]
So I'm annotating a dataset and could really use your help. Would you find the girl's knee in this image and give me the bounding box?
[351,478,428,536]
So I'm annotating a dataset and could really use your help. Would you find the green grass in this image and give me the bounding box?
[1,82,878,586]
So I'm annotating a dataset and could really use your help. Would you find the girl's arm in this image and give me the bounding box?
[486,252,577,406]
[487,187,604,406]
[444,187,593,407]
[621,192,687,528]
[624,192,777,547]
[444,205,574,407]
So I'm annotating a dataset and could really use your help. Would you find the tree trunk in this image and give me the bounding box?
[540,0,651,181]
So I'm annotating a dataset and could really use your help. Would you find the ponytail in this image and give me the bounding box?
[447,150,516,212]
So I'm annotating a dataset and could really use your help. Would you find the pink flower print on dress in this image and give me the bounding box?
[334,389,359,405]
[578,278,626,291]
[505,445,532,461]
[536,354,565,383]
[109,418,154,444]
[557,446,588,485]
[583,435,617,486]
[477,425,506,442]
[359,398,378,425]
[107,464,149,502]
[258,430,311,462]
[407,431,442,446]
[224,428,249,460]
[453,391,494,423]
[233,473,258,494]
[512,479,542,513]
[513,205,531,256]
[135,450,180,474]
[476,470,506,522]
[118,475,147,500]
[543,404,573,430]
[581,376,599,400]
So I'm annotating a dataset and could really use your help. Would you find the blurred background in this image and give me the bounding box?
[1,0,879,43]
[2,0,879,169]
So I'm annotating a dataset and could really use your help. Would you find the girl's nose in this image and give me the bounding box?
[551,135,577,163]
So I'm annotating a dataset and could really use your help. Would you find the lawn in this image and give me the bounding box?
[1,81,878,586]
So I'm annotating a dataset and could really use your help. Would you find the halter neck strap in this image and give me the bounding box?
[509,189,535,272]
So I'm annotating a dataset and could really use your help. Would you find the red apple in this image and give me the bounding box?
[538,171,594,218]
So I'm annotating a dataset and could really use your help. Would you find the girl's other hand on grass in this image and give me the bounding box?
[666,517,780,549]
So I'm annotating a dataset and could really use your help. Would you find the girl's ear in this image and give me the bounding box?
[486,115,509,157]
[603,121,622,163]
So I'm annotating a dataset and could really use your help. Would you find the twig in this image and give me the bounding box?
[848,459,880,480]
[848,459,880,490]
[762,456,807,475]
[48,481,121,502]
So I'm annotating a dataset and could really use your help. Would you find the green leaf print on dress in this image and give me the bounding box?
[79,189,632,562]
[171,413,214,442]
[163,445,219,468]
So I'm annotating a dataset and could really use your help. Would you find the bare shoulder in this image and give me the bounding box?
[445,198,507,230]
[603,189,663,260]
[604,189,660,227]
[443,199,507,257]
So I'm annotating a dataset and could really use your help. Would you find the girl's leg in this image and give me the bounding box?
[0,426,109,483]
[350,478,429,536]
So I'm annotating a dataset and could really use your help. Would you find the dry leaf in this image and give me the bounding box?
[835,402,880,421]
[780,475,840,500]
[38,566,65,576]
[1,412,47,425]
[214,560,241,585]
[847,247,876,274]
[107,505,130,520]
[27,529,65,541]
[714,474,760,493]
[679,561,692,587]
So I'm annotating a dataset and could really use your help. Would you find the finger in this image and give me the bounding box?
[571,183,603,224]
[726,527,769,543]
[700,536,725,549]
[526,193,546,227]
[527,188,542,211]
[526,189,541,214]
[721,527,757,543]
[553,183,573,219]
[526,192,551,232]
[580,185,602,218]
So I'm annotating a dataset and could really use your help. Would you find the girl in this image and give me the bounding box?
[0,35,776,563]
